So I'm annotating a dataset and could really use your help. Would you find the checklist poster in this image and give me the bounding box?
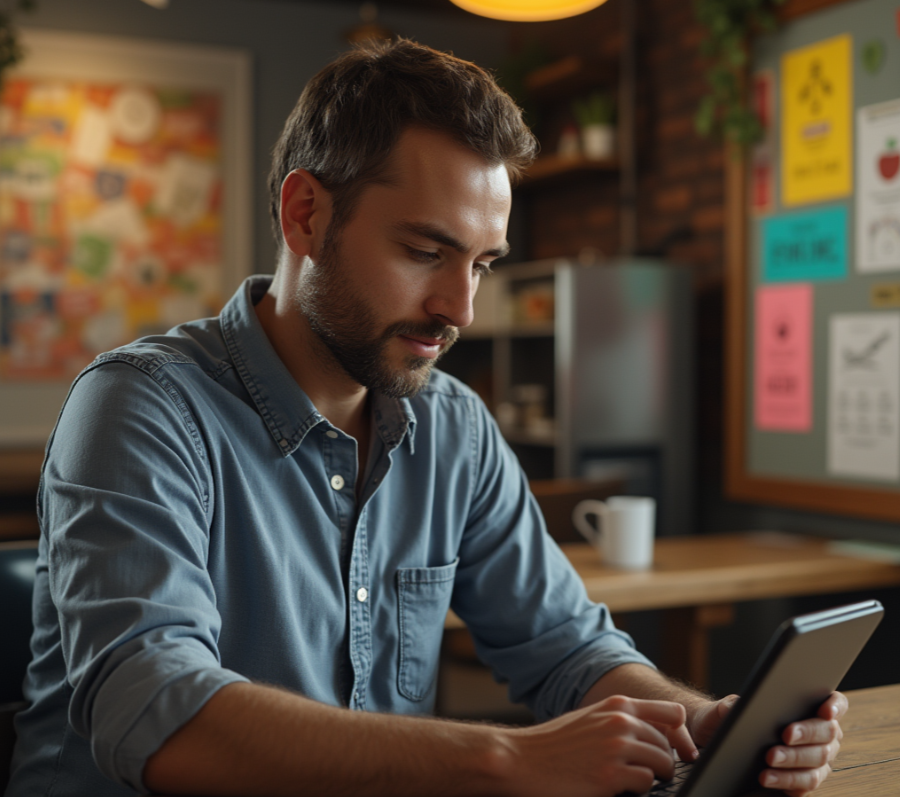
[828,313,900,481]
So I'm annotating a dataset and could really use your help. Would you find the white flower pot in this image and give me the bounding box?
[581,124,616,160]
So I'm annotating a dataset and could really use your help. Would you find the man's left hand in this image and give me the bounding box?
[687,691,847,796]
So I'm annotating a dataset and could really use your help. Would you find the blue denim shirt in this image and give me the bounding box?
[8,276,652,796]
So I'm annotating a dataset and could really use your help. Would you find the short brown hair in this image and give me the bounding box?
[267,38,537,243]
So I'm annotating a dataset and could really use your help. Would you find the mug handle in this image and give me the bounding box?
[572,499,608,545]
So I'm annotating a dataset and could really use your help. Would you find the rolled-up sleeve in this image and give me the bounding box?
[40,358,249,791]
[451,397,655,721]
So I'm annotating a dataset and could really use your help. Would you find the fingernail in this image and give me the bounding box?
[790,727,802,744]
[772,749,786,765]
[762,773,778,788]
[689,747,699,762]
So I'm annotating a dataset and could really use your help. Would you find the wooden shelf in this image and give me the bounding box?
[0,512,39,541]
[0,449,44,495]
[501,427,558,447]
[524,55,617,101]
[519,154,618,187]
[507,322,555,337]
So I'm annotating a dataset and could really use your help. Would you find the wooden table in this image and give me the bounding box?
[446,531,900,688]
[152,683,900,796]
[815,683,900,796]
[739,683,900,796]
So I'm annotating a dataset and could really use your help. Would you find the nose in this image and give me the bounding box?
[425,263,477,330]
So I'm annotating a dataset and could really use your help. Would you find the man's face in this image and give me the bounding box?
[297,127,512,398]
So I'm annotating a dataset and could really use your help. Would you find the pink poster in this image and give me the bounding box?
[754,284,813,431]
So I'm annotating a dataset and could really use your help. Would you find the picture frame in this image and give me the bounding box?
[0,28,252,482]
[725,0,900,522]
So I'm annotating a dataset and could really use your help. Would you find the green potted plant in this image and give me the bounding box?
[573,90,615,160]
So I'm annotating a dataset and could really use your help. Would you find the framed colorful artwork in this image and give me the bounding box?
[0,28,251,465]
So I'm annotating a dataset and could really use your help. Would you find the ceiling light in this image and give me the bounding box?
[448,0,608,22]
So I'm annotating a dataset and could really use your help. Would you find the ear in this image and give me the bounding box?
[279,169,332,258]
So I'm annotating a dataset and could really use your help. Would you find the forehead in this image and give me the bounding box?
[357,127,512,239]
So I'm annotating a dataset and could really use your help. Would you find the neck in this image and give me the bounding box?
[255,272,370,440]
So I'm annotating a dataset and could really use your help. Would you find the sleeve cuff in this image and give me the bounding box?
[91,665,250,792]
[531,631,657,721]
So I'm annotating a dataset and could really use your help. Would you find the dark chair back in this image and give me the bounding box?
[0,539,39,791]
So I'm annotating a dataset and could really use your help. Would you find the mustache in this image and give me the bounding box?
[383,321,459,345]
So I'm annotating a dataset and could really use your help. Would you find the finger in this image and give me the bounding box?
[663,721,699,763]
[603,695,686,724]
[614,765,656,797]
[767,738,840,769]
[591,706,675,757]
[616,697,687,731]
[782,718,841,746]
[759,762,831,793]
[619,712,678,756]
[818,691,849,721]
[620,738,678,781]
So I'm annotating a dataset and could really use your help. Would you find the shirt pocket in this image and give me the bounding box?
[396,558,459,702]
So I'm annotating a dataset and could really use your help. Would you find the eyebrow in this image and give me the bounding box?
[393,221,511,259]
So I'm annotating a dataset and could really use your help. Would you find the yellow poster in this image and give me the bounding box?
[781,34,853,206]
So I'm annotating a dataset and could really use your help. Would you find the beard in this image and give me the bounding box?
[297,224,459,399]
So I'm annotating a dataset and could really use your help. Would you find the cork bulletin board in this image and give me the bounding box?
[726,0,900,521]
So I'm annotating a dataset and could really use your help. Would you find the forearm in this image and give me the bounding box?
[579,663,714,733]
[143,681,512,797]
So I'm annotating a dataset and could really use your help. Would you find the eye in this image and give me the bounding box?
[474,262,493,277]
[405,246,441,264]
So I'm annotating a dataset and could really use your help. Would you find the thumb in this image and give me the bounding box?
[718,695,740,718]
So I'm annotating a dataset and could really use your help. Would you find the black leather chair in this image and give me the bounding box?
[0,539,38,791]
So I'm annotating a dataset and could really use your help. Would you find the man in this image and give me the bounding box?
[8,40,843,797]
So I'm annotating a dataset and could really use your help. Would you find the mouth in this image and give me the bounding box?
[397,334,447,359]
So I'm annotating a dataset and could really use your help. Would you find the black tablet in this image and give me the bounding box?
[648,599,884,797]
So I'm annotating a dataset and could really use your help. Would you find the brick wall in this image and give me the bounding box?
[510,0,727,530]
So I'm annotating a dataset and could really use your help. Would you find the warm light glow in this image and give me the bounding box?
[449,0,608,22]
[140,0,169,8]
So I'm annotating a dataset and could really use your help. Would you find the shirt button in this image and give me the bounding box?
[356,587,368,602]
[326,430,338,439]
[330,474,345,490]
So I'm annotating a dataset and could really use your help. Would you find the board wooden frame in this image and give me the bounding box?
[0,30,253,494]
[725,0,900,522]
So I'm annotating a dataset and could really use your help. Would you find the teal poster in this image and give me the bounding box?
[761,206,848,282]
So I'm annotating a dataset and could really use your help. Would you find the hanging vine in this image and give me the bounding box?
[694,0,785,146]
[0,0,35,83]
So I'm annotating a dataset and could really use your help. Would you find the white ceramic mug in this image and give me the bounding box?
[572,496,656,569]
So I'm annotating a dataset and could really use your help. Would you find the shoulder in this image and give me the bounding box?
[84,316,230,383]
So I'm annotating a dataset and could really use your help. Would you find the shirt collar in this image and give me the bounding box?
[220,276,417,457]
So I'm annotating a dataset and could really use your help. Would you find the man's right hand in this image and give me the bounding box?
[498,695,689,797]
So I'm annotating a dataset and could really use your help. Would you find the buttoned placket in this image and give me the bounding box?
[321,426,364,706]
[319,406,406,711]
[347,504,372,710]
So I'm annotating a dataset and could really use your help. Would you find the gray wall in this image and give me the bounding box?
[21,0,509,275]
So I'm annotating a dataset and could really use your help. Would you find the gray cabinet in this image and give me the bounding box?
[439,257,694,537]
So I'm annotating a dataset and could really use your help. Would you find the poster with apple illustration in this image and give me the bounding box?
[856,99,900,273]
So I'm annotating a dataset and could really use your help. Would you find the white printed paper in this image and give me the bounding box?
[828,313,900,481]
[156,154,217,227]
[71,106,111,167]
[856,100,900,273]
